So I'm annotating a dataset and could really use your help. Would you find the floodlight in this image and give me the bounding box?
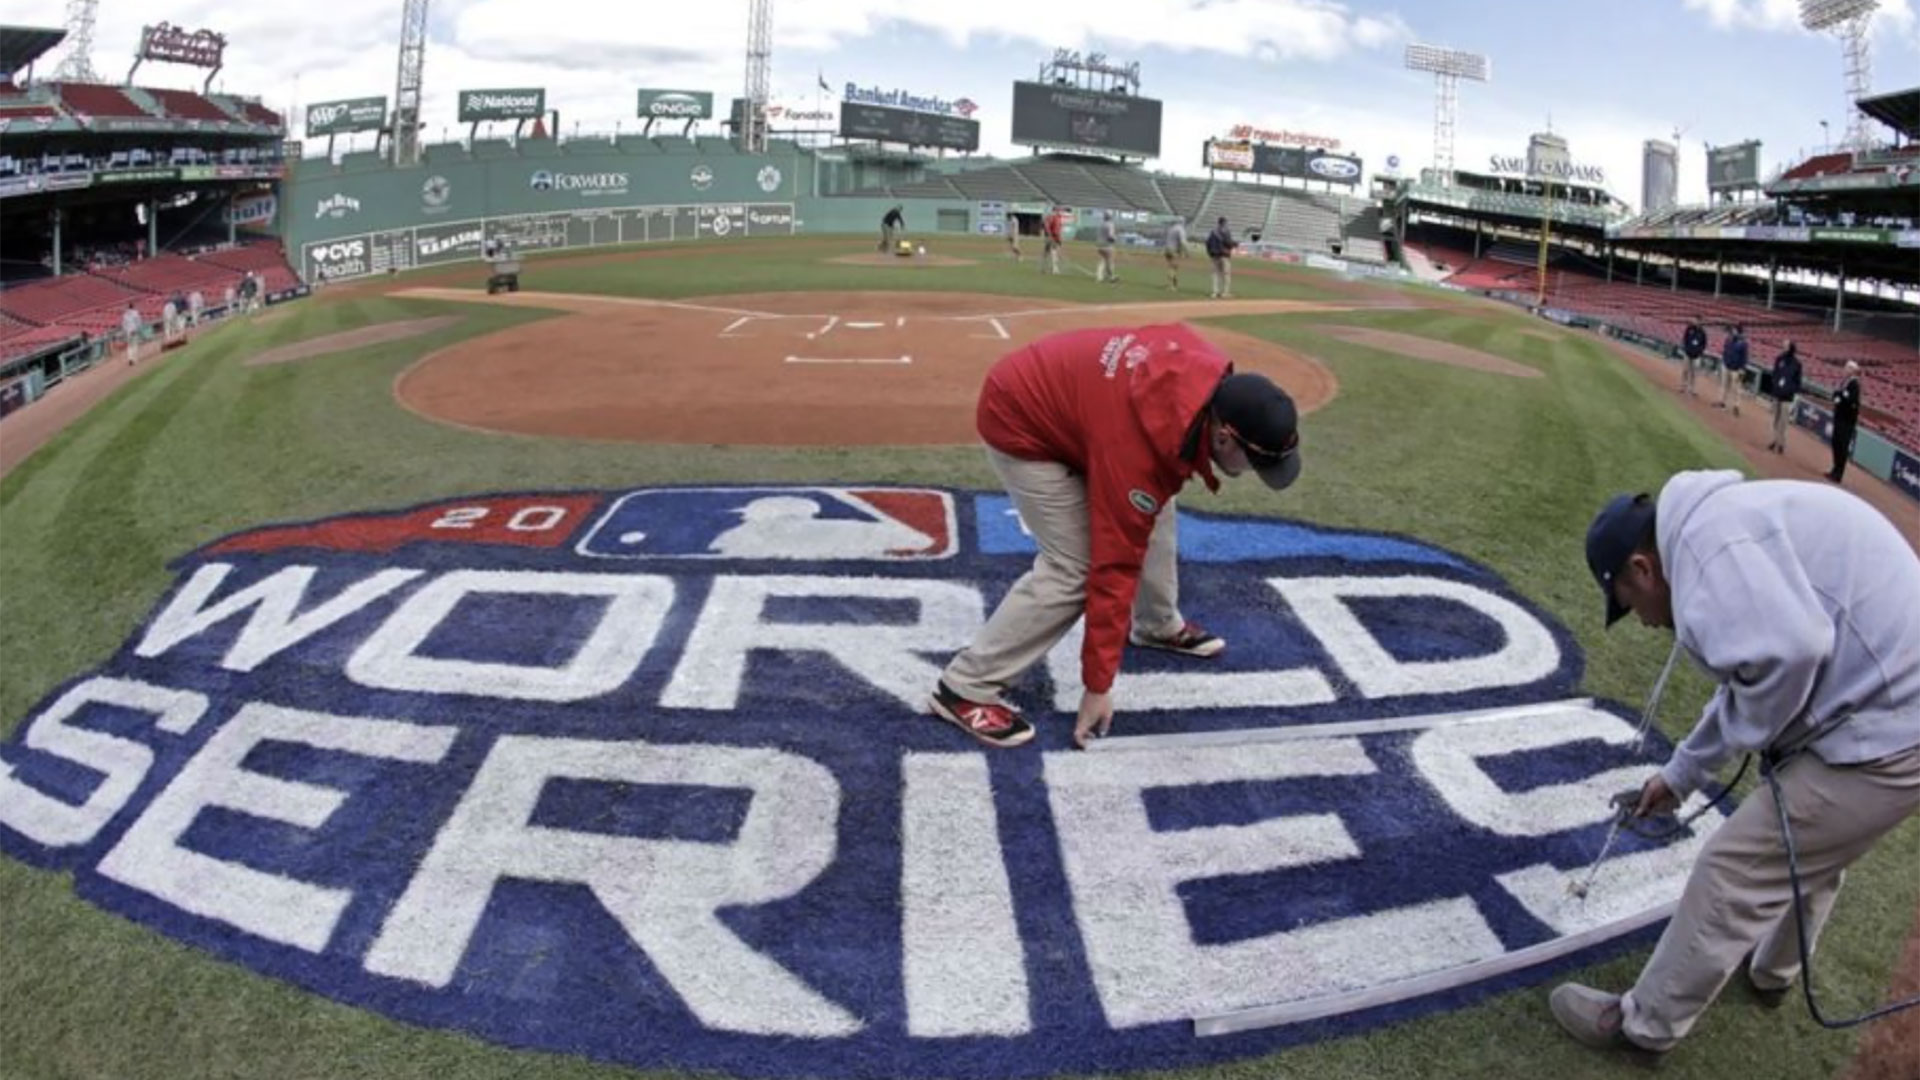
[1404,44,1490,82]
[1405,44,1490,185]
[1799,0,1877,31]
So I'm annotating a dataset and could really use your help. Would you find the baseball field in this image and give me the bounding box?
[1,235,1914,1080]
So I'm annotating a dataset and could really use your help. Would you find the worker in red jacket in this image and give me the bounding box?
[1042,207,1066,275]
[930,323,1303,749]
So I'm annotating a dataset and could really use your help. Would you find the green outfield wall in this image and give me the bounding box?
[283,146,974,282]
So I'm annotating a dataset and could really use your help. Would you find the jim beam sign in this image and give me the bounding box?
[137,22,227,68]
[459,89,547,123]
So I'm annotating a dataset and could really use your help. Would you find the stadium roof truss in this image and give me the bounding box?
[1855,85,1920,140]
[0,24,67,82]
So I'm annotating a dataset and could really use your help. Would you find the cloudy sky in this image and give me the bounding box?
[6,0,1917,212]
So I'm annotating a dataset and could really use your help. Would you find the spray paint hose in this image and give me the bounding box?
[1768,755,1920,1027]
[1571,638,1920,1024]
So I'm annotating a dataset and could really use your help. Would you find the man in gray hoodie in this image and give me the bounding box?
[1554,470,1920,1057]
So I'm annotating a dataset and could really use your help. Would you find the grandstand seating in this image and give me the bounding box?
[1202,186,1273,236]
[1086,165,1169,213]
[652,136,697,153]
[470,139,518,159]
[0,274,143,325]
[890,176,966,200]
[1014,159,1122,210]
[695,136,738,155]
[1778,152,1856,181]
[1265,192,1340,250]
[0,241,301,361]
[144,88,232,123]
[1157,177,1211,222]
[947,167,1046,203]
[612,136,659,154]
[50,83,150,119]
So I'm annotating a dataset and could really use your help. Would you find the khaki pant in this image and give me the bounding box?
[1718,366,1743,415]
[941,446,1184,702]
[1621,743,1920,1050]
[1681,355,1699,395]
[1210,255,1231,297]
[1770,395,1795,449]
[1097,247,1116,281]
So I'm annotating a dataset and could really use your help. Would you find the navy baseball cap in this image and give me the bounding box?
[1211,373,1301,490]
[1585,492,1656,627]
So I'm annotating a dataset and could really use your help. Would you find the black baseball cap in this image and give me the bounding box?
[1585,492,1656,626]
[1211,373,1301,490]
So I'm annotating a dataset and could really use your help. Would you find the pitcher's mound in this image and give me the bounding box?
[828,252,978,268]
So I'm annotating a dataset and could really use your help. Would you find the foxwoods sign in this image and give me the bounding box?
[843,83,978,117]
[0,486,1721,1078]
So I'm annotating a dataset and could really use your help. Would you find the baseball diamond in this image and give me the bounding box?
[2,8,1918,1080]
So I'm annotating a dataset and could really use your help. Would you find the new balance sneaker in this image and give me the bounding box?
[1129,621,1226,658]
[929,682,1035,748]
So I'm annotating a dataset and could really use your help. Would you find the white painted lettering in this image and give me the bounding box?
[364,736,859,1035]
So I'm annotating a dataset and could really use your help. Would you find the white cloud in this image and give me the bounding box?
[1684,0,1918,46]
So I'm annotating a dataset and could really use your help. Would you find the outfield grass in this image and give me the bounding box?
[1,237,1912,1080]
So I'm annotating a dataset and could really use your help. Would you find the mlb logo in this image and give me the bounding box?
[575,487,957,560]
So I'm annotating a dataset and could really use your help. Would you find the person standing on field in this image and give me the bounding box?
[1096,210,1120,284]
[1042,207,1066,276]
[1163,217,1188,291]
[1205,217,1237,299]
[1827,361,1862,483]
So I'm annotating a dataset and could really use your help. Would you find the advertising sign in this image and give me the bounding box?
[1227,124,1340,150]
[1706,141,1761,192]
[1011,81,1161,158]
[458,89,547,123]
[842,83,978,118]
[1204,140,1254,171]
[636,90,713,120]
[137,22,226,67]
[838,102,979,152]
[307,97,388,137]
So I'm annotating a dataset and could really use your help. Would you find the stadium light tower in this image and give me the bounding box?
[1800,0,1878,150]
[52,0,100,82]
[742,0,772,152]
[391,0,430,166]
[1405,44,1489,187]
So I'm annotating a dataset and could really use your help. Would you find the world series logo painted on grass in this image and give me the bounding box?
[0,487,1727,1078]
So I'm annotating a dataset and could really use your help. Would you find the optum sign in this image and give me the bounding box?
[637,89,714,120]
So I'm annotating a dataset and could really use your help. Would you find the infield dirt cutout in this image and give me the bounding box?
[245,316,464,367]
[391,289,1341,445]
[1312,325,1542,379]
[827,252,979,268]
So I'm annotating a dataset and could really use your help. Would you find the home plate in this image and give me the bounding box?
[784,355,914,364]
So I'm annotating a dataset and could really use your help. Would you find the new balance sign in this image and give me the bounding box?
[0,486,1721,1078]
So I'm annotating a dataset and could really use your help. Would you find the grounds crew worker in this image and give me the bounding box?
[1827,361,1863,483]
[1679,318,1707,397]
[1042,207,1066,275]
[1163,217,1189,291]
[1554,470,1920,1059]
[1717,325,1748,415]
[1766,341,1802,454]
[928,324,1303,750]
[880,205,906,252]
[1205,217,1237,299]
[1096,210,1120,283]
